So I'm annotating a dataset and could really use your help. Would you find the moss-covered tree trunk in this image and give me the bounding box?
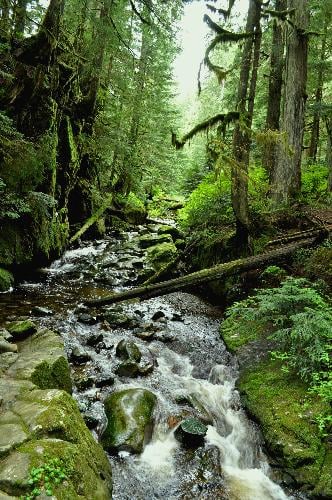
[271,0,309,204]
[232,0,262,252]
[263,0,285,181]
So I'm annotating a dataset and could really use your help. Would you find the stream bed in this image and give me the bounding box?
[0,223,303,500]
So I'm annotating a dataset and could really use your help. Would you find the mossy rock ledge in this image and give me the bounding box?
[220,323,332,498]
[0,324,112,499]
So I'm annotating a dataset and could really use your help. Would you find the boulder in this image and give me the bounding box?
[139,233,172,249]
[115,340,141,362]
[102,388,157,454]
[157,224,184,240]
[115,360,139,378]
[6,320,37,341]
[0,268,14,292]
[146,242,178,272]
[174,418,207,448]
[31,306,53,317]
[0,340,17,354]
[70,346,92,365]
[6,329,72,394]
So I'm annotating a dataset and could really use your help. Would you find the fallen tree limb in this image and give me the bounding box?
[84,230,328,307]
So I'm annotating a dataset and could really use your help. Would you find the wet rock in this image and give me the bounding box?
[31,306,53,317]
[0,328,13,341]
[83,412,99,430]
[77,313,98,325]
[95,341,107,353]
[132,259,144,269]
[157,224,184,240]
[103,312,131,328]
[86,332,104,347]
[154,330,175,343]
[176,394,214,426]
[134,329,155,341]
[70,346,92,365]
[115,361,139,378]
[180,446,226,499]
[171,312,184,322]
[138,361,154,376]
[151,310,165,321]
[102,388,157,454]
[74,374,94,391]
[174,418,207,448]
[116,340,141,362]
[95,371,115,388]
[6,320,37,341]
[139,233,172,249]
[0,340,17,354]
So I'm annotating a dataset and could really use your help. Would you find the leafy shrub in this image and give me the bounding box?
[301,163,328,202]
[179,173,234,231]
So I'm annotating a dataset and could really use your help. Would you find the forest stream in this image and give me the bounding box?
[0,222,306,500]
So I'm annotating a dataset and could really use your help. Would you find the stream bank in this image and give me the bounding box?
[0,221,319,499]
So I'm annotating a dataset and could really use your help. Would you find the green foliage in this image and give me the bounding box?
[222,278,332,422]
[179,173,234,231]
[23,457,67,499]
[301,163,329,202]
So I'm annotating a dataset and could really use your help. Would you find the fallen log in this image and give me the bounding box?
[84,230,328,307]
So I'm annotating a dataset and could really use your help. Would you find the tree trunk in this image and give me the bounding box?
[84,230,328,307]
[271,0,309,204]
[13,0,29,38]
[0,0,11,39]
[263,0,286,181]
[232,0,262,251]
[326,118,332,193]
[308,19,328,161]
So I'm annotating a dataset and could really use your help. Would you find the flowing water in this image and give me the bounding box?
[0,224,304,500]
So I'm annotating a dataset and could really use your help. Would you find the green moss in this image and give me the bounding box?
[220,318,267,353]
[0,267,14,291]
[146,242,178,272]
[239,360,331,492]
[304,246,332,289]
[31,356,72,394]
[7,320,37,340]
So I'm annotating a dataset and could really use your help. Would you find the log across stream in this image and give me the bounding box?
[0,223,307,499]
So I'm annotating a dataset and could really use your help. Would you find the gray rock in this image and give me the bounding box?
[70,346,92,365]
[31,306,53,317]
[115,361,139,378]
[86,332,104,347]
[77,313,98,325]
[0,340,17,354]
[95,371,115,388]
[0,425,28,457]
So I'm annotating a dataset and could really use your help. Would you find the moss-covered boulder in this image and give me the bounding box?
[102,388,157,454]
[146,242,178,272]
[6,320,37,341]
[6,328,72,393]
[123,193,147,224]
[0,390,112,499]
[139,233,173,249]
[0,268,14,292]
[115,339,142,362]
[239,362,332,496]
[157,224,184,240]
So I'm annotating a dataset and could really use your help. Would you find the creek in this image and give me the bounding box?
[0,223,304,500]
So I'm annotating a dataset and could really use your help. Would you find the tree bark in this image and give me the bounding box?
[308,19,328,161]
[13,0,29,38]
[263,0,286,181]
[326,117,332,193]
[271,0,309,204]
[232,0,262,251]
[84,230,327,306]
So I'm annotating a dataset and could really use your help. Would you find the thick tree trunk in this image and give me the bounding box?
[326,118,332,193]
[271,0,309,204]
[232,0,262,251]
[0,0,11,38]
[308,21,328,161]
[85,230,327,306]
[13,0,29,38]
[263,0,285,181]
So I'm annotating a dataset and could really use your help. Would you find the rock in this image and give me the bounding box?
[157,224,184,240]
[0,340,17,354]
[31,306,53,317]
[138,362,154,376]
[95,371,115,388]
[171,312,184,322]
[77,313,98,325]
[0,424,28,457]
[6,329,72,394]
[134,329,155,341]
[0,328,13,341]
[0,452,30,495]
[6,320,37,341]
[102,388,157,454]
[116,340,141,362]
[174,418,207,448]
[74,374,94,391]
[151,310,165,321]
[0,268,14,292]
[174,239,186,250]
[115,361,139,378]
[146,242,178,272]
[103,312,131,328]
[139,233,172,249]
[83,412,99,430]
[86,332,104,346]
[70,346,92,365]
